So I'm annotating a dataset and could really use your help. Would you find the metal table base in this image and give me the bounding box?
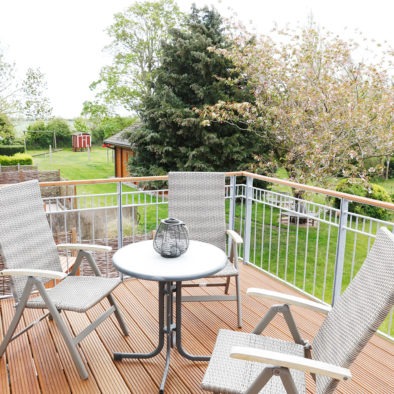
[114,281,209,393]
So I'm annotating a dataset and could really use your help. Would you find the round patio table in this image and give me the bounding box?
[112,239,227,394]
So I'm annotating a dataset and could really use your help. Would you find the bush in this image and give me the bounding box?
[0,153,33,166]
[26,118,72,149]
[0,145,25,155]
[0,113,15,144]
[92,116,135,144]
[334,178,392,220]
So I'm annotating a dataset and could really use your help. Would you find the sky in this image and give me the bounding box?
[0,0,392,119]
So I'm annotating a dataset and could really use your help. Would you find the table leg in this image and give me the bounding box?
[174,281,210,361]
[159,281,176,393]
[113,281,166,361]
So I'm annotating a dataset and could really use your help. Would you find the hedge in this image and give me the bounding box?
[0,153,33,166]
[0,145,25,155]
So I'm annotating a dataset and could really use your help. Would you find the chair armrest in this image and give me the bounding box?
[230,346,352,381]
[57,243,112,253]
[0,268,67,280]
[247,288,331,314]
[226,229,243,244]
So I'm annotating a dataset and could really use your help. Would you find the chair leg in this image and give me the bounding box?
[107,294,129,336]
[246,367,298,394]
[235,275,242,328]
[224,277,231,294]
[0,279,35,357]
[35,281,89,379]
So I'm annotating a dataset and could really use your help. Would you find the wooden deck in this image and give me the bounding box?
[1,263,393,393]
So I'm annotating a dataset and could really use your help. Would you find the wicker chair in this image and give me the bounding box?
[0,180,129,379]
[168,172,243,328]
[202,227,394,393]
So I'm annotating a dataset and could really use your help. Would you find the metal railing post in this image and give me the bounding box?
[332,199,349,305]
[243,176,253,264]
[228,176,236,231]
[227,176,237,257]
[117,182,123,249]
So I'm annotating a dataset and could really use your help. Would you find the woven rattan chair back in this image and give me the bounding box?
[168,172,226,251]
[313,227,394,393]
[0,180,62,300]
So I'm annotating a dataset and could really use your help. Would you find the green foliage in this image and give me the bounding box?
[73,117,90,133]
[0,145,24,155]
[90,0,183,113]
[389,157,394,178]
[26,118,71,149]
[81,102,136,143]
[0,153,32,165]
[130,5,268,177]
[91,116,135,143]
[334,178,392,220]
[201,22,394,186]
[46,118,72,147]
[0,113,15,143]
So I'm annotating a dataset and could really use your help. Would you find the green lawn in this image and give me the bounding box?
[32,147,117,194]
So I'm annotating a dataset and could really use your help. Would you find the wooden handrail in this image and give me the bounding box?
[242,171,394,211]
[39,171,394,211]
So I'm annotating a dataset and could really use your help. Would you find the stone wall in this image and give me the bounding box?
[0,169,61,197]
[0,165,37,172]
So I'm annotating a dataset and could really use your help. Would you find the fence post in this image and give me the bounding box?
[117,182,123,249]
[243,176,253,264]
[332,198,349,305]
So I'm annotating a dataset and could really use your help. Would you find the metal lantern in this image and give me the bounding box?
[153,218,189,258]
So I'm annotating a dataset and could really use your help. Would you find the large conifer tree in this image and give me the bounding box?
[129,5,266,176]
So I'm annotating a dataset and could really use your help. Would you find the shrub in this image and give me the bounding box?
[334,178,392,220]
[0,113,15,144]
[0,145,25,155]
[0,153,33,166]
[91,116,135,144]
[26,118,72,149]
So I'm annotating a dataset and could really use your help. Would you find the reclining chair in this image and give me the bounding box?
[202,227,394,393]
[168,171,243,328]
[0,180,129,379]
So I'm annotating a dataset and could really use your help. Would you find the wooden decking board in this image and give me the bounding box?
[356,346,394,384]
[0,303,11,394]
[113,279,196,393]
[24,308,69,393]
[124,278,223,392]
[64,309,131,393]
[46,310,101,394]
[85,299,159,393]
[2,298,41,394]
[0,263,393,393]
[348,347,394,388]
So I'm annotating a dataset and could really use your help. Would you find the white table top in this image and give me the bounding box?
[113,240,227,282]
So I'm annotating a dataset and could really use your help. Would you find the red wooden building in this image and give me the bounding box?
[72,133,91,152]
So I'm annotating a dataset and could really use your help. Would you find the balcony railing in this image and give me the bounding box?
[1,171,393,341]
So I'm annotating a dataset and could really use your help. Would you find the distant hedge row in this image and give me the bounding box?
[0,145,25,155]
[0,153,33,166]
